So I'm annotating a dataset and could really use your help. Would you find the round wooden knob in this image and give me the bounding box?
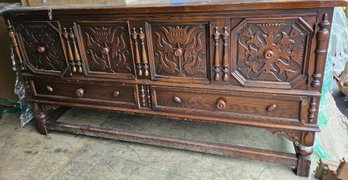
[266,104,277,112]
[46,85,53,92]
[264,50,274,59]
[113,91,120,97]
[174,48,183,57]
[75,88,84,97]
[101,47,110,55]
[216,98,226,110]
[173,96,181,103]
[37,46,46,54]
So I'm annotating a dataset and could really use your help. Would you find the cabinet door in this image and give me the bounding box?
[147,21,210,83]
[231,17,314,89]
[14,21,69,76]
[76,21,134,79]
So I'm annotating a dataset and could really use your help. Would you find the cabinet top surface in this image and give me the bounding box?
[2,0,347,14]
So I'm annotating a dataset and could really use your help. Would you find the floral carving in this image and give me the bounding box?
[153,24,207,78]
[16,22,67,73]
[236,22,307,82]
[81,24,132,73]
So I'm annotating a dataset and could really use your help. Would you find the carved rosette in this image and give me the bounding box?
[152,24,207,78]
[15,21,68,75]
[232,18,313,88]
[80,23,132,74]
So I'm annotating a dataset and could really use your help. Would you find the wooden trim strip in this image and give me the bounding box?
[29,98,320,132]
[46,120,298,166]
[4,2,345,15]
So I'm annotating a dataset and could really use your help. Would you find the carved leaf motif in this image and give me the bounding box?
[236,21,306,82]
[17,22,67,72]
[153,24,207,78]
[81,24,132,74]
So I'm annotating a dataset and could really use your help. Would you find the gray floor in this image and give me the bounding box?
[0,92,347,180]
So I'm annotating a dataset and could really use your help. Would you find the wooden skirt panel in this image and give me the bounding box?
[28,98,319,133]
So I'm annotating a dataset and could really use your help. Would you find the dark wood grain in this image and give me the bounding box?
[2,2,338,177]
[31,79,137,107]
[153,86,303,121]
[46,120,298,166]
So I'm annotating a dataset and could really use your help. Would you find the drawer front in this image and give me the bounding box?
[31,80,136,107]
[153,87,306,121]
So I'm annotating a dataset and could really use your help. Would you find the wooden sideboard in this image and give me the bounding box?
[2,0,346,177]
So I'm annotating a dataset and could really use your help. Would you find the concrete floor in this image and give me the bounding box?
[0,92,347,180]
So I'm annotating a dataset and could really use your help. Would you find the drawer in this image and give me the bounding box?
[30,80,137,107]
[152,87,306,122]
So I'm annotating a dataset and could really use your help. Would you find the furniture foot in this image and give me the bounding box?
[36,111,48,135]
[32,103,70,135]
[294,143,313,177]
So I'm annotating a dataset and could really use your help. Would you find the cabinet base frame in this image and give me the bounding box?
[35,106,313,177]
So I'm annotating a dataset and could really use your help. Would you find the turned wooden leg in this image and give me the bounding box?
[32,103,70,135]
[294,131,315,177]
[294,143,313,177]
[32,102,49,135]
[36,111,49,135]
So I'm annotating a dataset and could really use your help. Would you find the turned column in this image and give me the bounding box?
[294,131,315,177]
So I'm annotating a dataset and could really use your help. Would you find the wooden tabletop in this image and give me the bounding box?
[2,0,347,14]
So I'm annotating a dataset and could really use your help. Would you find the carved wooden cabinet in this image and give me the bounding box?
[3,0,345,177]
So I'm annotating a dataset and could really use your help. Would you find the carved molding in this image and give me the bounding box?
[312,13,330,88]
[268,129,301,143]
[268,129,315,155]
[153,24,207,78]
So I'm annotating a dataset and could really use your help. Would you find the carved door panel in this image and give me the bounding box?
[147,21,210,83]
[76,21,134,79]
[231,17,314,89]
[14,21,69,76]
